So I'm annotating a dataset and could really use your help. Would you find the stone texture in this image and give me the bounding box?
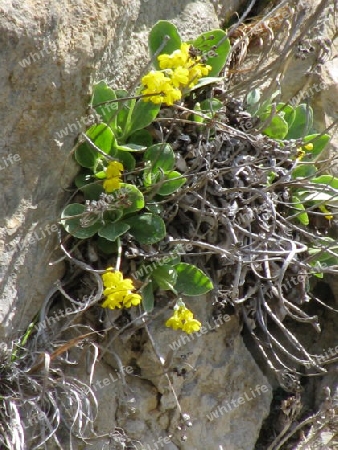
[0,0,137,340]
[59,301,271,450]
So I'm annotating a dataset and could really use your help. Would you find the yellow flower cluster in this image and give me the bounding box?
[297,142,314,161]
[142,43,211,106]
[103,161,124,193]
[165,304,201,334]
[101,268,141,309]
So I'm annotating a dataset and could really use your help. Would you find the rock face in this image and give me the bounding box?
[1,0,337,449]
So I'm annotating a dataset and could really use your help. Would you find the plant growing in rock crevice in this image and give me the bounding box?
[2,5,337,448]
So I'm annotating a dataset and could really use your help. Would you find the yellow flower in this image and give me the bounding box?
[158,43,190,69]
[182,318,202,334]
[319,204,333,220]
[296,148,305,161]
[171,67,190,87]
[142,71,180,105]
[106,161,123,178]
[188,63,212,87]
[304,143,314,151]
[101,268,141,310]
[161,85,182,106]
[142,71,171,91]
[103,177,120,192]
[142,43,212,105]
[165,304,201,334]
[296,142,314,161]
[103,161,123,193]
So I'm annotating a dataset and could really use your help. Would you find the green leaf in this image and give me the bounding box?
[245,89,261,115]
[80,182,104,201]
[189,76,223,91]
[308,239,338,269]
[141,281,155,312]
[311,175,338,189]
[61,203,102,239]
[291,195,309,225]
[124,213,166,244]
[97,236,118,254]
[128,129,153,147]
[286,104,313,139]
[299,191,334,202]
[115,92,133,141]
[98,221,130,241]
[151,264,177,291]
[146,202,163,215]
[103,209,123,223]
[174,263,213,296]
[115,143,147,152]
[302,134,330,158]
[120,183,144,215]
[144,143,175,172]
[190,30,230,76]
[149,21,182,70]
[127,100,160,139]
[75,123,115,169]
[94,171,107,180]
[112,150,136,172]
[199,98,223,114]
[92,81,118,126]
[261,110,288,139]
[75,172,93,188]
[277,103,296,128]
[158,171,186,195]
[292,164,317,179]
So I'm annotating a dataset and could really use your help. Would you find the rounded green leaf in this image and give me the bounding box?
[75,142,98,169]
[61,203,102,239]
[245,89,261,115]
[75,172,93,188]
[120,183,144,215]
[190,30,230,76]
[112,150,136,172]
[124,213,166,244]
[277,103,296,128]
[311,175,338,189]
[292,164,317,179]
[97,236,118,254]
[94,170,107,180]
[158,171,186,196]
[199,98,223,114]
[261,111,288,139]
[286,104,313,139]
[151,264,177,291]
[302,134,330,158]
[80,182,104,200]
[149,21,181,69]
[98,221,130,241]
[141,281,155,312]
[146,202,163,215]
[92,81,118,125]
[174,263,213,296]
[189,77,223,91]
[127,100,161,138]
[144,143,175,172]
[128,129,153,147]
[75,123,115,169]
